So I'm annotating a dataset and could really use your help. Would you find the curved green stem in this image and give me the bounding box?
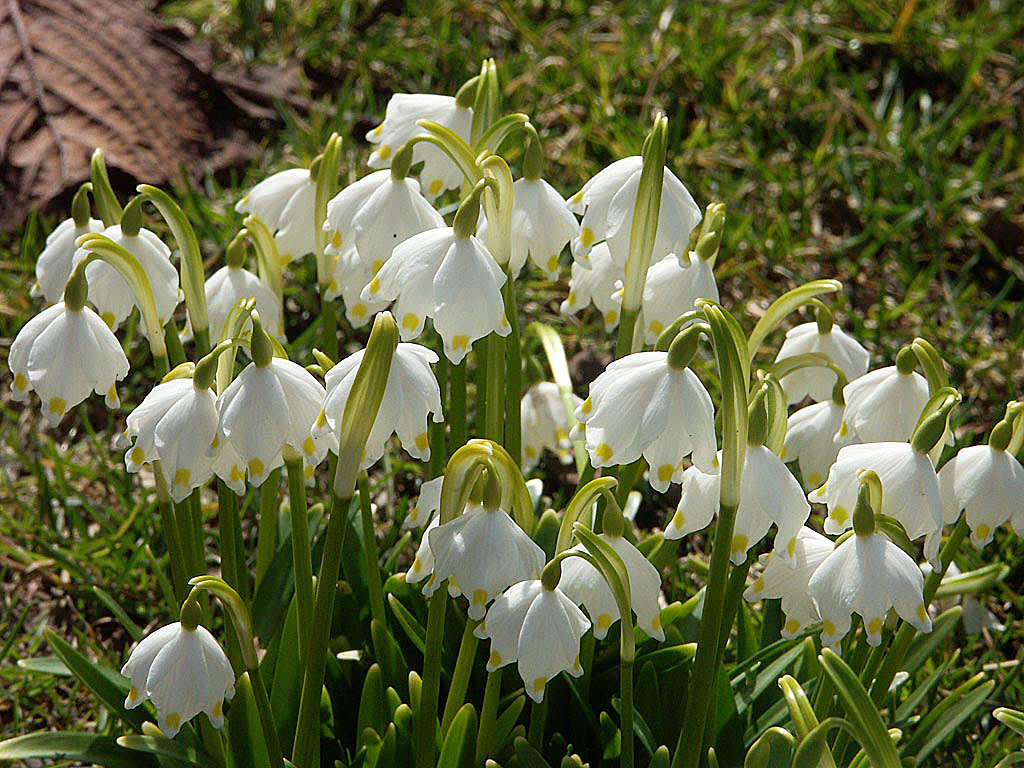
[286,459,313,669]
[250,666,283,768]
[621,660,635,768]
[359,471,387,628]
[474,670,502,764]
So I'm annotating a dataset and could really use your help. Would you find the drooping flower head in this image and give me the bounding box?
[521,382,579,471]
[475,578,590,702]
[366,92,473,200]
[840,351,929,443]
[775,313,869,405]
[640,251,718,345]
[236,167,316,264]
[560,242,623,331]
[33,188,104,303]
[783,398,854,491]
[121,616,235,738]
[314,342,443,469]
[572,348,717,492]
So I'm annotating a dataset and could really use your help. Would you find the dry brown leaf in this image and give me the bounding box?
[0,0,256,231]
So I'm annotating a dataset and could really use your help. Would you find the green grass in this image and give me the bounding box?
[1,0,1022,764]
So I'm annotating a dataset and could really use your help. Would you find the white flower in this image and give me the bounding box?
[366,93,472,200]
[924,563,1005,635]
[33,216,105,303]
[810,442,943,564]
[808,530,930,647]
[324,247,390,327]
[203,265,284,342]
[211,436,249,496]
[775,322,870,404]
[664,446,810,564]
[572,351,716,492]
[783,400,854,491]
[474,579,589,702]
[425,502,546,619]
[78,225,180,329]
[640,252,718,345]
[236,167,316,264]
[479,178,578,279]
[404,476,444,530]
[124,378,220,503]
[938,444,1024,547]
[9,302,129,424]
[324,170,445,277]
[841,366,929,443]
[560,242,623,331]
[567,156,701,267]
[314,342,443,469]
[744,527,834,638]
[218,357,326,485]
[121,622,235,737]
[558,533,665,641]
[362,228,510,364]
[521,382,579,471]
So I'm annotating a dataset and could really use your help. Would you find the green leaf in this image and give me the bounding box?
[116,734,205,765]
[902,674,993,762]
[894,648,960,721]
[515,735,555,767]
[732,640,804,716]
[933,563,1008,599]
[647,745,670,768]
[899,605,961,674]
[269,592,302,751]
[92,587,144,642]
[819,649,900,768]
[0,733,150,767]
[371,619,409,696]
[438,703,477,768]
[388,593,427,653]
[995,708,1024,737]
[533,509,560,560]
[492,693,527,754]
[227,672,271,768]
[17,656,72,676]
[45,629,147,731]
[357,664,388,751]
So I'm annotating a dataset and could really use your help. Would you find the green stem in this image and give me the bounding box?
[484,333,505,442]
[194,326,211,359]
[292,491,348,767]
[164,320,186,368]
[868,515,970,706]
[527,697,548,750]
[672,505,739,768]
[451,361,468,451]
[218,481,248,602]
[157,492,188,602]
[255,469,280,587]
[187,491,206,577]
[621,660,635,768]
[502,277,522,462]
[359,472,387,627]
[416,590,448,768]
[615,308,640,359]
[430,352,448,476]
[250,666,283,768]
[286,459,314,669]
[474,670,502,765]
[441,619,479,733]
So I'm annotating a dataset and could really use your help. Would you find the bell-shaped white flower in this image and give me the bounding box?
[567,156,701,267]
[560,242,623,331]
[558,533,665,641]
[33,216,105,303]
[924,562,1005,635]
[314,342,443,469]
[810,442,943,563]
[121,621,235,737]
[362,227,510,364]
[640,252,718,345]
[938,443,1024,548]
[366,93,472,200]
[218,352,326,486]
[324,169,445,276]
[78,225,179,328]
[211,435,249,496]
[572,351,717,492]
[203,264,284,342]
[664,446,810,564]
[425,502,545,619]
[236,167,316,264]
[124,378,220,502]
[775,322,870,404]
[808,529,930,648]
[474,579,589,702]
[479,177,578,279]
[404,476,444,530]
[744,526,834,638]
[841,365,929,443]
[9,302,129,424]
[521,382,579,471]
[783,400,854,491]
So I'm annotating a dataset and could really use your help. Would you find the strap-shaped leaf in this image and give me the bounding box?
[438,703,478,768]
[0,732,150,768]
[46,630,147,731]
[227,671,271,768]
[819,648,900,768]
[116,734,206,766]
[902,674,993,762]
